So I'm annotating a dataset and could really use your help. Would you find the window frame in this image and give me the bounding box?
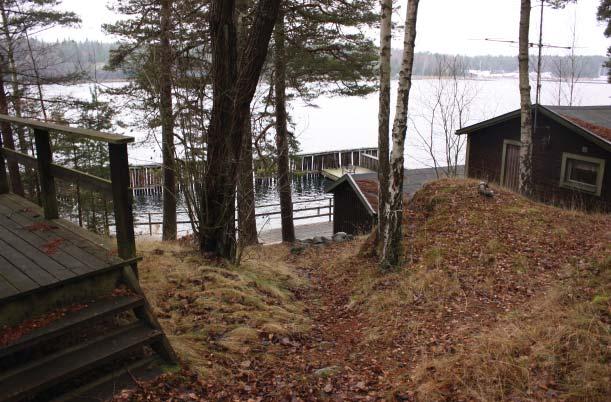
[559,152,606,196]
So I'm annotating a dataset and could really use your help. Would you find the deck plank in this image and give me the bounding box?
[0,202,109,274]
[0,224,74,282]
[0,238,56,286]
[2,194,120,266]
[0,255,38,294]
[0,193,129,302]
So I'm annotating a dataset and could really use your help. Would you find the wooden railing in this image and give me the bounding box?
[0,114,137,261]
[110,197,334,237]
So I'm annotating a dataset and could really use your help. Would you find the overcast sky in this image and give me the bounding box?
[42,0,609,57]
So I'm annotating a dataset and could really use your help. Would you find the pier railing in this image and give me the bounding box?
[0,114,137,261]
[112,197,334,237]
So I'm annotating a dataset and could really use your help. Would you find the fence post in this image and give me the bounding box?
[148,213,152,236]
[0,131,8,194]
[109,143,137,261]
[329,198,332,222]
[34,129,59,219]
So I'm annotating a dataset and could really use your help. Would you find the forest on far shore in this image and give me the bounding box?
[28,39,609,82]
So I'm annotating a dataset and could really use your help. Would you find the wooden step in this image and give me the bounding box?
[51,356,164,402]
[0,295,144,360]
[0,322,161,402]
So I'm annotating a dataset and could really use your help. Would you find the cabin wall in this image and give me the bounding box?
[332,183,374,235]
[466,114,611,211]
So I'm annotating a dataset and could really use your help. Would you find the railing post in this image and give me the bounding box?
[34,129,59,219]
[0,132,8,194]
[329,198,332,222]
[109,143,136,261]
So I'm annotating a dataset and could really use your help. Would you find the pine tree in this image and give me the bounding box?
[0,0,80,197]
[201,0,281,259]
[597,0,611,82]
[269,0,378,242]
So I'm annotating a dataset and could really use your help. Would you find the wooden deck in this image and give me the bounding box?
[0,193,123,302]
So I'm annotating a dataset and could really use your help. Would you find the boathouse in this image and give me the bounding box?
[457,105,611,211]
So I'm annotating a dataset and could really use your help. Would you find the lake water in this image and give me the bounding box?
[45,77,611,234]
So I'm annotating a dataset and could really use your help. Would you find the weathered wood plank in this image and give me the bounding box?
[34,129,59,220]
[0,113,134,145]
[0,254,39,293]
[49,164,114,196]
[1,194,120,265]
[0,238,56,286]
[0,203,109,275]
[0,276,18,299]
[109,143,136,260]
[0,224,74,281]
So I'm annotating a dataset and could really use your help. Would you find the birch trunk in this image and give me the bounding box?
[380,0,419,269]
[160,0,177,241]
[518,0,533,196]
[376,0,392,249]
[274,4,295,243]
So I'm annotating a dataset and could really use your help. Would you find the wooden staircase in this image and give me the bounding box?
[0,288,176,402]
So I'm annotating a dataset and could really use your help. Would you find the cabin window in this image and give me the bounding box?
[559,153,606,196]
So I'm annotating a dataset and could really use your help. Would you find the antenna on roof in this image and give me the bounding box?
[483,1,574,134]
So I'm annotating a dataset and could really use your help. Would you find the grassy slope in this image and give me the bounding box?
[332,178,610,401]
[136,241,310,382]
[125,179,609,401]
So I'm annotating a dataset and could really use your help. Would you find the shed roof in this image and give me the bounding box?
[456,105,611,152]
[325,167,462,216]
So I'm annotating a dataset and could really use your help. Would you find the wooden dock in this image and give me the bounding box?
[0,114,175,401]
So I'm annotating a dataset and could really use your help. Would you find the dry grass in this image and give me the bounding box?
[327,179,610,400]
[414,255,611,401]
[136,241,310,381]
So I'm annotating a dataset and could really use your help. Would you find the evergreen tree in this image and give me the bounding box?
[598,0,611,82]
[269,0,378,242]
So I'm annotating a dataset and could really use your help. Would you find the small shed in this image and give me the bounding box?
[325,174,378,235]
[325,167,454,235]
[457,105,611,211]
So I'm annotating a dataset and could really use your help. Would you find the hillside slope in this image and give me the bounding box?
[112,179,610,401]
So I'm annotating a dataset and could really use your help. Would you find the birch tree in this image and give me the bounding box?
[518,0,533,196]
[377,0,392,248]
[380,0,419,269]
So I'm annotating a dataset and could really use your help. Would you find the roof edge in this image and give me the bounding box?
[325,174,377,216]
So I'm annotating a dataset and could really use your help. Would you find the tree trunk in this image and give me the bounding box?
[274,5,295,243]
[380,0,419,269]
[376,0,392,249]
[237,119,258,245]
[202,0,281,259]
[160,0,177,240]
[518,0,533,196]
[236,0,258,246]
[0,57,24,196]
